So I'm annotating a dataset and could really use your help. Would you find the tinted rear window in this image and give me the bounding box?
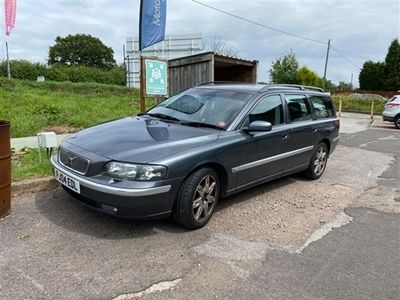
[310,96,334,118]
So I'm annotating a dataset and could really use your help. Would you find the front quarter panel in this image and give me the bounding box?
[151,130,244,192]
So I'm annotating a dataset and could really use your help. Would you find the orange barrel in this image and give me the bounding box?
[0,120,11,218]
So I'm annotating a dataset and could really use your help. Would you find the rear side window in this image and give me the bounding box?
[285,95,312,122]
[310,96,334,118]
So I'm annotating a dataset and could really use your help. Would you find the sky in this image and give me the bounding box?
[1,0,399,86]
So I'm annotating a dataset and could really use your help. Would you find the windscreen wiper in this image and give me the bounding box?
[138,113,180,122]
[180,121,223,130]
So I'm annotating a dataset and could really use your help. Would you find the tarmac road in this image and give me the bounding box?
[1,115,399,300]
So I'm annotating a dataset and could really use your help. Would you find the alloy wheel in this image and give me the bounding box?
[313,146,327,176]
[192,175,217,222]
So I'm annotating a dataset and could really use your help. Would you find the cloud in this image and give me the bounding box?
[2,0,399,85]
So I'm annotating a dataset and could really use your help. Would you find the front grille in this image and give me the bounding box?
[59,148,90,175]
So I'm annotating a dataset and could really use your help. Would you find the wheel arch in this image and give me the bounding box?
[181,161,229,198]
[319,138,331,154]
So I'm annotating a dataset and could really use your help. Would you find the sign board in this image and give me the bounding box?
[125,34,203,88]
[145,59,168,95]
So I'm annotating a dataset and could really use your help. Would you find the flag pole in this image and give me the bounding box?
[139,51,146,113]
[5,41,11,79]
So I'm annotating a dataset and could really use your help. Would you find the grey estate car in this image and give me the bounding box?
[51,83,340,229]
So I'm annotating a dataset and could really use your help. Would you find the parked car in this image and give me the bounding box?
[382,95,400,129]
[51,83,340,229]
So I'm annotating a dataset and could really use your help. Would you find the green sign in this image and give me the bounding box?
[145,59,168,95]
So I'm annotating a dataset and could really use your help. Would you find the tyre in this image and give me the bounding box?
[394,116,400,129]
[303,142,328,180]
[173,168,220,229]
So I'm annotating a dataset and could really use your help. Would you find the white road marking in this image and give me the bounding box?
[293,212,353,254]
[112,279,182,299]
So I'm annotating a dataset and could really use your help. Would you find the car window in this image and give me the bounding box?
[247,95,284,126]
[310,96,334,118]
[285,95,312,122]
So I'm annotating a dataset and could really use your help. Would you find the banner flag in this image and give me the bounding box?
[139,0,166,50]
[5,0,17,36]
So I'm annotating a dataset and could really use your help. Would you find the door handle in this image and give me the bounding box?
[281,134,289,140]
[312,128,318,133]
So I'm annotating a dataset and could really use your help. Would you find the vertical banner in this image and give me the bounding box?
[139,0,166,50]
[5,0,17,36]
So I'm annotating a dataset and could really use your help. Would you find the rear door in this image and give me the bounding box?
[283,94,317,170]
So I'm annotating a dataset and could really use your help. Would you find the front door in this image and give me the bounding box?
[233,94,291,188]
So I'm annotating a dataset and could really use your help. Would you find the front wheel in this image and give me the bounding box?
[394,116,400,129]
[303,143,328,179]
[173,168,220,229]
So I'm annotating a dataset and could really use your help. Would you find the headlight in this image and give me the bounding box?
[104,162,167,181]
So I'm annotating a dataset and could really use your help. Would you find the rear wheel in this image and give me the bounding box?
[173,168,220,229]
[303,143,328,179]
[394,116,400,129]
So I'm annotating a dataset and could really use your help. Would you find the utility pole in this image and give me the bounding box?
[350,73,353,90]
[323,39,331,89]
[6,42,11,79]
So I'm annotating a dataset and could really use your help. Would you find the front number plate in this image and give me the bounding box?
[54,168,81,194]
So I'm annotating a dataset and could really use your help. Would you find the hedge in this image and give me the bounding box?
[0,60,126,86]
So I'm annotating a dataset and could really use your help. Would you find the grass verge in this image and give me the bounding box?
[0,78,155,138]
[12,148,52,182]
[332,95,386,114]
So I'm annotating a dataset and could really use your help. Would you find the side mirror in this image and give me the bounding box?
[244,121,272,133]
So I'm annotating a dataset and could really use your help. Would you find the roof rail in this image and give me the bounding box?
[196,81,248,86]
[262,84,325,93]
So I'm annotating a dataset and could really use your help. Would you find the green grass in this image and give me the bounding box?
[0,78,155,138]
[11,148,52,181]
[1,78,156,181]
[332,95,386,114]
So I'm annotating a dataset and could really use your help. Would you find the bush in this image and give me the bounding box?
[0,60,126,86]
[0,60,47,81]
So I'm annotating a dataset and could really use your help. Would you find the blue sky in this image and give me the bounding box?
[1,0,399,86]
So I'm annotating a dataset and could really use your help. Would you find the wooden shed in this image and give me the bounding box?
[168,52,258,96]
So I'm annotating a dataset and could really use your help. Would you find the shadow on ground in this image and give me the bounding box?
[34,175,298,239]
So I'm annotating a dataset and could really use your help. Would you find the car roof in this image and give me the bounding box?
[194,82,327,96]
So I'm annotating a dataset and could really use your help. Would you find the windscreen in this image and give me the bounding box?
[148,88,252,129]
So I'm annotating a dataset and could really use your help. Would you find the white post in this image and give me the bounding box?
[6,42,11,79]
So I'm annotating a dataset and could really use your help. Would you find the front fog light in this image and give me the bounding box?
[138,165,167,181]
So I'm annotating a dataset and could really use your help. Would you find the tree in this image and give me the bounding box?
[269,50,299,84]
[383,39,400,90]
[296,66,323,87]
[359,60,385,90]
[336,81,353,91]
[211,37,238,57]
[48,34,116,69]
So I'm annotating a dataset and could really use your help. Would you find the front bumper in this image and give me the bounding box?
[51,155,182,220]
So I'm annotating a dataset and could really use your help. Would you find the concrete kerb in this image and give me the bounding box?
[11,176,58,198]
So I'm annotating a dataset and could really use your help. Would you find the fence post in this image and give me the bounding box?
[338,100,342,117]
[370,102,374,119]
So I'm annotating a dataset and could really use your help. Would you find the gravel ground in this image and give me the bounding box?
[207,144,399,251]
